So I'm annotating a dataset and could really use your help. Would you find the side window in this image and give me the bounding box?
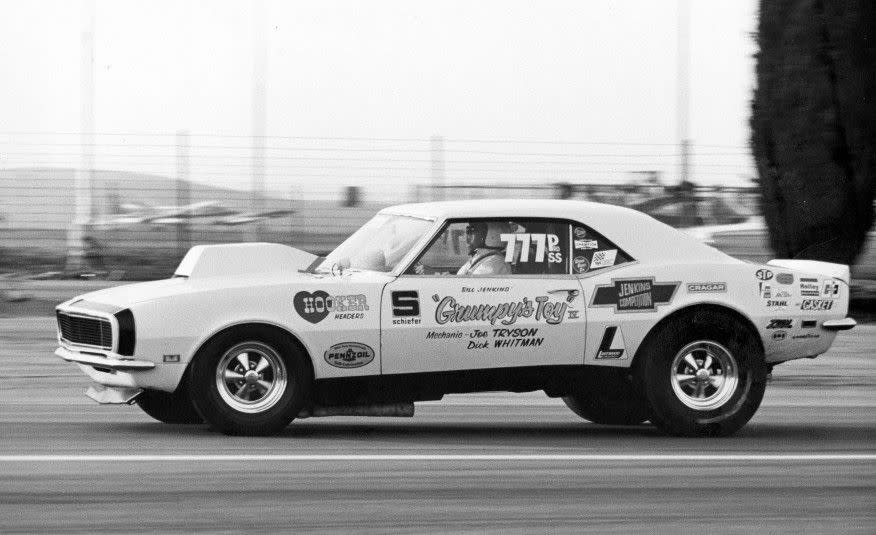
[570,224,634,274]
[406,218,570,276]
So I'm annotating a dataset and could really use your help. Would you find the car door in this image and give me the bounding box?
[381,217,586,375]
[567,222,644,368]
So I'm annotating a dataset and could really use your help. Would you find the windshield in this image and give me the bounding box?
[318,213,434,273]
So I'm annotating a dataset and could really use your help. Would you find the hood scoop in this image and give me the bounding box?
[175,243,317,279]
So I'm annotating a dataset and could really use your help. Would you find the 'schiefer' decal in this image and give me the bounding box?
[590,278,679,312]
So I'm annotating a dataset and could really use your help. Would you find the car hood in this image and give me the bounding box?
[67,269,392,309]
[61,242,393,309]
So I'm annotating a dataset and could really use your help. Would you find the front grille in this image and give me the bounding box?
[57,312,112,349]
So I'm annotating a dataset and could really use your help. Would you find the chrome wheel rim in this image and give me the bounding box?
[215,341,287,413]
[670,341,739,410]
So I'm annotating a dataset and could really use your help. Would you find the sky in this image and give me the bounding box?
[0,0,759,199]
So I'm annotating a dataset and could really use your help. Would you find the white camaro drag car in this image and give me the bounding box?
[55,200,856,436]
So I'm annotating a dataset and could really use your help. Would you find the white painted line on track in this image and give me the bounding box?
[0,454,874,462]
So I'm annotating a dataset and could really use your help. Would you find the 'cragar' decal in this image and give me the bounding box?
[590,278,679,312]
[324,342,375,368]
[499,233,563,263]
[293,291,369,324]
[687,282,727,293]
[595,326,627,359]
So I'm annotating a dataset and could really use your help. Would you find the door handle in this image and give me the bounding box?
[548,288,580,302]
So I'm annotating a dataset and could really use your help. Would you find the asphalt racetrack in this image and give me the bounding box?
[1,317,874,533]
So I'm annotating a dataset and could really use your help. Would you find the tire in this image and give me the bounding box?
[638,309,767,437]
[562,369,650,425]
[188,325,312,436]
[136,384,203,424]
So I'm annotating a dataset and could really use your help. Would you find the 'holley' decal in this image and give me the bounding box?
[589,278,679,312]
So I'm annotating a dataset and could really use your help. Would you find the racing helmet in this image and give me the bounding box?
[483,221,511,248]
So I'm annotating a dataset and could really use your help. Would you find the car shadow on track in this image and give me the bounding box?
[85,419,875,450]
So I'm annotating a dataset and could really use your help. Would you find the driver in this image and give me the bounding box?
[457,221,512,276]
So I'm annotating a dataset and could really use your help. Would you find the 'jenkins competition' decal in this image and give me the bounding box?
[590,278,679,312]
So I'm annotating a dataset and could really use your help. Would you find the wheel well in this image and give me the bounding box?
[631,304,763,371]
[182,322,314,390]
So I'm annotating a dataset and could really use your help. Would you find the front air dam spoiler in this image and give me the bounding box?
[86,384,143,404]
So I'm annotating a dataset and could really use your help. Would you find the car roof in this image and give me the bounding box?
[380,199,733,264]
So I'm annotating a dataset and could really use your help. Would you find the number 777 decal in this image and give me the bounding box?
[499,233,563,263]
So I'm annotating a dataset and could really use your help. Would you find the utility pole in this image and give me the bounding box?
[176,130,191,259]
[677,0,691,186]
[65,0,95,275]
[677,0,695,227]
[251,0,266,242]
[431,135,445,201]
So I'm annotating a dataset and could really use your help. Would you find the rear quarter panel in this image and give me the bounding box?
[581,261,847,367]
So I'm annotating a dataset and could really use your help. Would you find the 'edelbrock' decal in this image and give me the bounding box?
[434,294,569,325]
[324,342,375,368]
[590,278,679,312]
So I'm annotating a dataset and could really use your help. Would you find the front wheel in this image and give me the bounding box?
[136,384,203,424]
[638,310,767,437]
[188,326,312,436]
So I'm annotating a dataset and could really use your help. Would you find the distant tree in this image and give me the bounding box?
[751,0,876,264]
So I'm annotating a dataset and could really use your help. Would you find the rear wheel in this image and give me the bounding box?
[562,369,650,425]
[136,384,203,424]
[188,326,312,436]
[638,310,767,437]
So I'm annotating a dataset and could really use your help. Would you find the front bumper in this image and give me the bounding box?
[56,345,154,389]
[56,345,153,403]
[55,346,155,371]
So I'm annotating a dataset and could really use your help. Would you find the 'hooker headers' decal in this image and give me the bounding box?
[589,278,679,312]
[294,291,369,324]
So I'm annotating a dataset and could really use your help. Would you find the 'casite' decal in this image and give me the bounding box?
[324,342,375,368]
[590,278,679,312]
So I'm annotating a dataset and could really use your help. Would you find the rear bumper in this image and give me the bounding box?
[822,318,857,331]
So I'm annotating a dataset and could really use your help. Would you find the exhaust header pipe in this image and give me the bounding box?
[298,402,415,418]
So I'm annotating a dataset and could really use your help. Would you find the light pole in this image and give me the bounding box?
[65,0,95,274]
